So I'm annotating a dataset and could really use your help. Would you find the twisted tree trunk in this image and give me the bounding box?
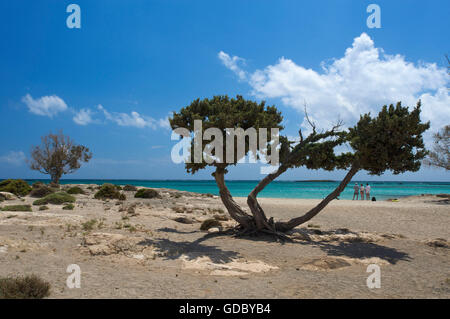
[247,165,288,230]
[275,164,360,231]
[213,167,254,229]
[217,161,359,239]
[246,163,359,234]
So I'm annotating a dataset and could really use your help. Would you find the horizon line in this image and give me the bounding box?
[3,178,449,183]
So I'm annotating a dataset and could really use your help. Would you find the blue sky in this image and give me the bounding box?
[0,0,449,181]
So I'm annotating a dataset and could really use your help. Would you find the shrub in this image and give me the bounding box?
[82,219,97,231]
[29,186,54,198]
[115,185,122,191]
[135,188,160,199]
[66,186,85,195]
[0,274,51,299]
[33,192,75,206]
[200,219,222,231]
[0,179,32,197]
[94,184,125,200]
[31,181,45,189]
[39,206,49,211]
[62,203,75,210]
[48,182,60,189]
[0,205,32,212]
[123,185,137,191]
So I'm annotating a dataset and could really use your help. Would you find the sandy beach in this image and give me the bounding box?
[0,185,449,298]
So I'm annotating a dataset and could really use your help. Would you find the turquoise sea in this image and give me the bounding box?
[24,179,450,200]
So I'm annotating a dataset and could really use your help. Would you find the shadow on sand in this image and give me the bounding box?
[156,227,198,235]
[138,226,411,265]
[137,233,240,264]
[302,241,411,264]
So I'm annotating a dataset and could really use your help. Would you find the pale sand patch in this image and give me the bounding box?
[81,232,157,258]
[300,256,390,271]
[181,255,278,276]
[0,235,49,252]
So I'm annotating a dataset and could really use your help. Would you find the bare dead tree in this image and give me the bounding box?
[29,131,92,184]
[424,125,449,170]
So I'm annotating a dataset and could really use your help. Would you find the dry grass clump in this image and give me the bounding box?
[29,185,55,198]
[67,186,85,195]
[135,188,160,199]
[1,205,32,212]
[123,185,137,191]
[94,184,126,200]
[33,192,75,205]
[0,274,51,299]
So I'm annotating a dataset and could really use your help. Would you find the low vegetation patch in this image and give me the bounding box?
[82,219,97,231]
[39,206,49,211]
[62,203,75,210]
[1,205,32,212]
[32,192,76,206]
[94,184,126,200]
[135,188,160,199]
[31,181,45,189]
[0,179,32,197]
[200,219,222,231]
[0,274,51,299]
[29,185,55,198]
[48,182,60,189]
[66,186,85,195]
[123,185,137,191]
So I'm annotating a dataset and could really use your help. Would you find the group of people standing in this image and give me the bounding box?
[353,183,371,200]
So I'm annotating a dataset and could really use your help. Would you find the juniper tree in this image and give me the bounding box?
[170,95,284,228]
[171,97,429,239]
[29,131,92,184]
[170,96,348,232]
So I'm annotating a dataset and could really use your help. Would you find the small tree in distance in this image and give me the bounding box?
[29,131,92,184]
[424,125,449,170]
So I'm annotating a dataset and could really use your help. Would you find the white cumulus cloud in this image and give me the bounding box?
[0,151,26,166]
[22,94,68,117]
[73,108,95,125]
[218,51,247,81]
[220,33,450,143]
[97,104,169,129]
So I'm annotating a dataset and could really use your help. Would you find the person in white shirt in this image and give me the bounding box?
[365,183,371,200]
[360,184,365,200]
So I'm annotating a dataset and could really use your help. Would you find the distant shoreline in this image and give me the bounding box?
[5,178,449,183]
[2,179,446,201]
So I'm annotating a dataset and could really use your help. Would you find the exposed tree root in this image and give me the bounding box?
[225,223,293,243]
